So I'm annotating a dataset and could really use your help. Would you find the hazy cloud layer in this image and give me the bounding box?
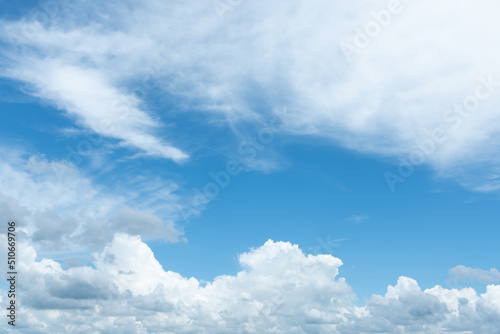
[0,148,184,251]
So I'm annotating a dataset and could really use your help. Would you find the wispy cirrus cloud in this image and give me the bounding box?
[4,60,188,162]
[0,147,184,251]
[3,0,500,188]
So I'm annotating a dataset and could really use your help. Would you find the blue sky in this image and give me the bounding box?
[1,0,500,333]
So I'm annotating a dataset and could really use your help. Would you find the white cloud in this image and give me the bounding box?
[0,235,353,333]
[347,215,369,223]
[0,148,184,251]
[1,235,499,333]
[6,60,188,162]
[3,0,500,187]
[450,265,500,284]
[1,2,500,331]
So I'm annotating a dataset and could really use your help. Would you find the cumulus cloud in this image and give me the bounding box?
[0,235,499,333]
[2,0,500,187]
[0,235,353,333]
[340,277,500,334]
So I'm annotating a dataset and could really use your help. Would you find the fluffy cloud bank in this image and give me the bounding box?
[0,234,499,333]
[2,0,500,188]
